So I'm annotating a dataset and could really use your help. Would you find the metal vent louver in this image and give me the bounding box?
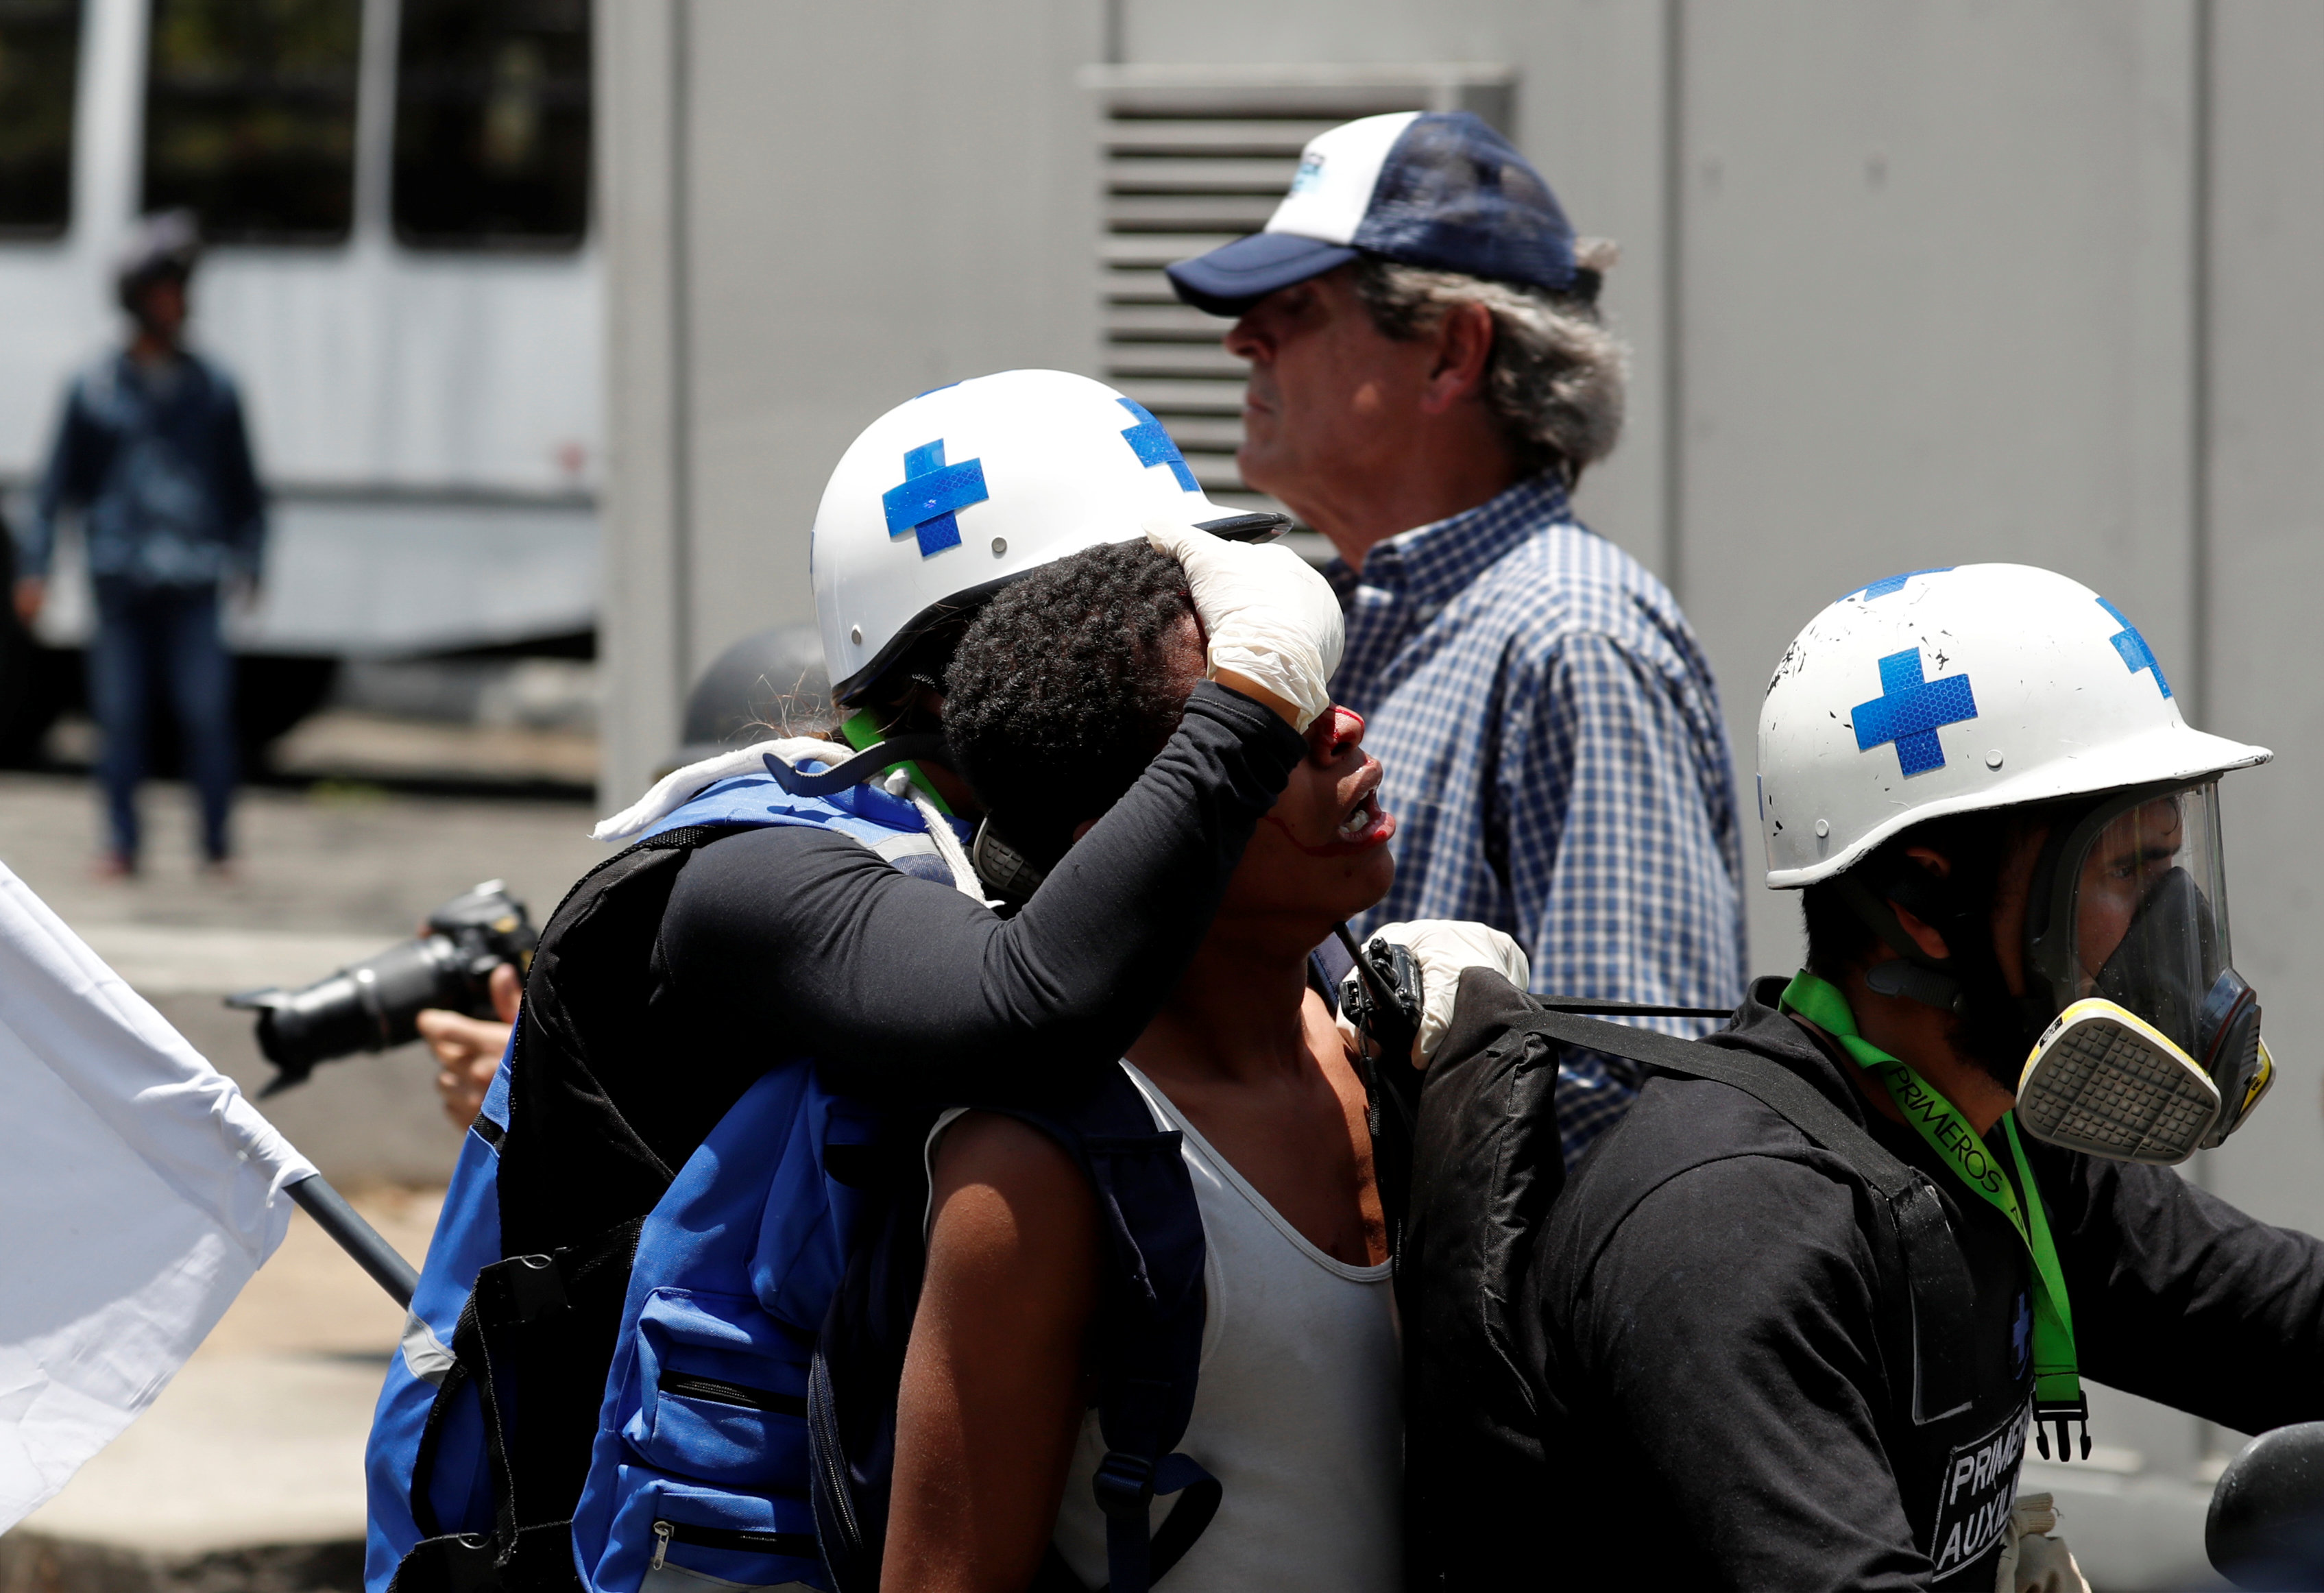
[1085,65,1517,518]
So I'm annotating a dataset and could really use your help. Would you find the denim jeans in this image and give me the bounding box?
[86,576,235,863]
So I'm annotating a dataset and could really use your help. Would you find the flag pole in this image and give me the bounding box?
[288,1174,418,1309]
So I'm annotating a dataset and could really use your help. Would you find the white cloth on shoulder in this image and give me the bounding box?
[591,738,854,843]
[592,738,987,901]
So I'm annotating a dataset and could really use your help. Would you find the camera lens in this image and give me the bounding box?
[251,972,378,1069]
[250,936,468,1073]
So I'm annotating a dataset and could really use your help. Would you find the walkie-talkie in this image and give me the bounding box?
[1333,923,1426,1268]
[1335,923,1424,1067]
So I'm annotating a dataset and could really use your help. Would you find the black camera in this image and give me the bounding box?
[228,881,537,1095]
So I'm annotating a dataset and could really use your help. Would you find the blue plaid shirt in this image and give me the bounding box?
[1331,474,1747,1164]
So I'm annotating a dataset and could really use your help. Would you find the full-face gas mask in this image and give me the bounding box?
[2013,780,2273,1165]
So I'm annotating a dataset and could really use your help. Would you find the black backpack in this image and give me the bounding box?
[1396,969,1978,1592]
[381,818,776,1593]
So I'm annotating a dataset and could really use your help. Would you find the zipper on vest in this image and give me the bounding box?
[808,1356,864,1554]
[657,1370,806,1415]
[650,1519,821,1568]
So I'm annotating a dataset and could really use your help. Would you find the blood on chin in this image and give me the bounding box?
[1261,805,1397,859]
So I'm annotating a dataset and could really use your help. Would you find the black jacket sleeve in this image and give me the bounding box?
[657,680,1307,1104]
[2039,1143,2324,1436]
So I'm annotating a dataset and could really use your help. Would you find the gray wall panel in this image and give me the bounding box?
[596,0,689,805]
[1676,0,2200,977]
[679,0,1102,698]
[2201,0,2324,1240]
[1124,0,1521,69]
[598,0,1100,800]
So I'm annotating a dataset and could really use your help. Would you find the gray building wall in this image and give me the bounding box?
[598,0,1100,798]
[597,5,2324,1581]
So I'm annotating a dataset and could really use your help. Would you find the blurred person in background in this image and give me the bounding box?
[16,210,266,877]
[1169,111,1746,1165]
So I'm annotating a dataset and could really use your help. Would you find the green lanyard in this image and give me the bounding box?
[1780,971,2090,1457]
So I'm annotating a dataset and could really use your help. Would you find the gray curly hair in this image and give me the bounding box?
[1351,241,1628,485]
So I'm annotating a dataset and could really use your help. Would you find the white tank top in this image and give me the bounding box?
[928,1063,1403,1592]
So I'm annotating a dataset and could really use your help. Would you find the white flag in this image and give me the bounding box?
[0,862,316,1531]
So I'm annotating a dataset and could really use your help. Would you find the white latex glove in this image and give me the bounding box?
[1146,518,1344,731]
[1336,919,1532,1068]
[1994,1494,2090,1593]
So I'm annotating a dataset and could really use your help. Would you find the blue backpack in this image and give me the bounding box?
[364,764,983,1593]
[570,1058,1220,1593]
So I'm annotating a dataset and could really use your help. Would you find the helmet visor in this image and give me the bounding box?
[2053,781,2231,1059]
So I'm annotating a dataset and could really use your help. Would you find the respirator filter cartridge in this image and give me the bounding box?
[2016,999,2222,1165]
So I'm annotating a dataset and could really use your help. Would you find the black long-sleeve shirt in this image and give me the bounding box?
[653,680,1305,1109]
[1526,976,2324,1592]
[515,679,1308,1225]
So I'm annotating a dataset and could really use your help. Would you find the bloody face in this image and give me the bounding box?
[1233,703,1397,930]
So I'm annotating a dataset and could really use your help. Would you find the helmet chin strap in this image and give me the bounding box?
[1835,873,1966,1014]
[1835,867,2059,1072]
[1863,957,1968,1012]
[761,733,952,798]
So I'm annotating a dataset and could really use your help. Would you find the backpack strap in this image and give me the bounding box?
[1502,1005,1978,1425]
[407,1218,647,1540]
[1077,1073,1220,1593]
[395,1215,646,1593]
[808,1067,1218,1593]
[989,1071,1220,1593]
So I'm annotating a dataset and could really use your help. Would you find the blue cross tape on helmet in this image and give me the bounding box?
[811,369,1283,707]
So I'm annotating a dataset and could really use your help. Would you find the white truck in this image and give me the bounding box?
[0,0,600,762]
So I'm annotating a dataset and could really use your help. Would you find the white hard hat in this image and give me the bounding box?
[1758,563,2268,888]
[812,369,1272,705]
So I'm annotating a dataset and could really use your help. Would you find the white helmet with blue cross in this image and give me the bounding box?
[811,368,1279,706]
[1758,563,2268,890]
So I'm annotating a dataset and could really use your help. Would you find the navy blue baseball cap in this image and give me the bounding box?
[1165,110,1579,317]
